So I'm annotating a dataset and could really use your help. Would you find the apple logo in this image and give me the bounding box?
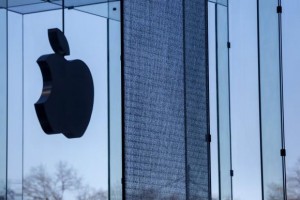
[35,28,94,138]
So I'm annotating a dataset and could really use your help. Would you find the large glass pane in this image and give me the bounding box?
[229,1,262,200]
[208,2,219,200]
[23,10,107,199]
[0,5,7,200]
[282,1,300,199]
[258,0,284,199]
[108,8,122,200]
[216,4,232,200]
[7,11,23,199]
[4,2,121,198]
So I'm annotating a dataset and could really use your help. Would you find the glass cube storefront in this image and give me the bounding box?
[0,1,121,199]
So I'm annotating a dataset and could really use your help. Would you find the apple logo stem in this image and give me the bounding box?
[35,28,94,138]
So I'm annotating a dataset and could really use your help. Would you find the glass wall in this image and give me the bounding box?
[282,1,300,200]
[108,2,122,199]
[215,1,232,200]
[208,2,219,199]
[229,1,262,200]
[257,0,285,199]
[211,0,286,199]
[0,1,7,199]
[1,1,121,199]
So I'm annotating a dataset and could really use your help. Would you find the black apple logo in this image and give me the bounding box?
[35,28,94,138]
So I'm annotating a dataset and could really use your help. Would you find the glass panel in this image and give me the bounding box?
[108,1,120,21]
[0,1,5,8]
[208,2,218,200]
[0,6,7,200]
[229,1,262,200]
[217,0,227,6]
[216,4,232,200]
[75,3,108,19]
[6,1,117,16]
[282,1,300,199]
[7,0,109,8]
[22,9,108,199]
[258,0,284,199]
[108,18,122,200]
[8,0,42,7]
[8,3,61,14]
[61,0,108,7]
[7,11,23,199]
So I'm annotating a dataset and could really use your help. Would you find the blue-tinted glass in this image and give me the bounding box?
[8,0,42,7]
[7,11,23,198]
[74,1,120,21]
[108,19,122,200]
[282,1,300,199]
[258,0,284,199]
[5,7,115,199]
[25,9,107,199]
[217,0,227,6]
[208,2,219,200]
[216,4,232,200]
[8,2,61,14]
[6,0,115,15]
[75,3,108,19]
[0,7,7,200]
[0,1,5,8]
[47,0,109,8]
[230,1,262,200]
[7,0,109,8]
[108,1,120,21]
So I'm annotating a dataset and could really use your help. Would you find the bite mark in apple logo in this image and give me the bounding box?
[35,28,94,139]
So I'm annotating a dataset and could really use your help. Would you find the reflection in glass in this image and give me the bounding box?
[216,4,232,200]
[4,1,122,198]
[257,0,284,199]
[229,1,262,200]
[0,6,7,200]
[7,11,23,199]
[108,18,122,200]
[282,0,300,199]
[208,2,219,200]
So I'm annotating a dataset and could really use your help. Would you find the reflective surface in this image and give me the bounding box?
[282,1,300,199]
[5,0,120,17]
[217,0,227,6]
[230,1,262,200]
[2,2,121,198]
[108,18,122,200]
[258,0,284,199]
[0,6,7,200]
[216,4,232,200]
[208,2,219,200]
[7,11,23,199]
